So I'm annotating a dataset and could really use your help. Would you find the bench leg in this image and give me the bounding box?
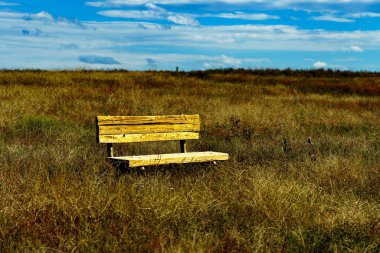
[180,140,187,153]
[107,143,114,157]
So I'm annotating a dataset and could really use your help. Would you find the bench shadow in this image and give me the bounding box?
[110,160,220,178]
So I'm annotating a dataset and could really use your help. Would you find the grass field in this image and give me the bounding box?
[0,69,380,252]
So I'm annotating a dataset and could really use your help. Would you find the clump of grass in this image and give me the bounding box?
[0,70,379,252]
[20,116,58,134]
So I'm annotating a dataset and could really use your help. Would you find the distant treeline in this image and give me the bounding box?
[187,68,380,78]
[1,68,380,78]
[1,68,380,96]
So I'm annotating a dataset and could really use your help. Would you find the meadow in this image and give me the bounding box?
[0,69,379,252]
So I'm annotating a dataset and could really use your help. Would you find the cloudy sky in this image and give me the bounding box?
[1,0,380,70]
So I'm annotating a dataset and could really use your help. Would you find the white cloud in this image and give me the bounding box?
[313,61,328,68]
[202,55,271,69]
[86,0,380,7]
[349,45,363,52]
[1,8,380,70]
[0,10,88,30]
[97,4,199,26]
[332,57,359,62]
[311,15,354,22]
[341,45,364,52]
[98,10,164,19]
[221,55,241,65]
[2,11,380,53]
[0,10,54,22]
[23,11,55,23]
[168,14,199,26]
[0,1,17,6]
[347,12,380,18]
[30,11,54,21]
[85,1,108,7]
[138,22,166,30]
[203,55,241,68]
[144,2,166,11]
[98,7,275,25]
[0,11,24,18]
[210,12,279,20]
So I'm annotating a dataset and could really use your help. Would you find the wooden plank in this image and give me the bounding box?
[97,115,200,126]
[108,151,229,167]
[98,123,200,135]
[98,132,199,143]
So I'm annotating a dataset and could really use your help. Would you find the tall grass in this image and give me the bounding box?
[0,70,379,252]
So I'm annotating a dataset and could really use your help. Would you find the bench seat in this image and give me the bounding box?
[108,151,229,168]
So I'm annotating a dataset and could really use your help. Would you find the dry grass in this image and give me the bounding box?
[0,70,379,252]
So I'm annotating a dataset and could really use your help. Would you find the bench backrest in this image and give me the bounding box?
[96,115,200,143]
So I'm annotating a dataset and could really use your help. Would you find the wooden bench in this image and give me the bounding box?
[96,114,229,168]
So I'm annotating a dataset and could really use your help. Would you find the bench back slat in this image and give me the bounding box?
[97,115,199,125]
[99,132,199,143]
[96,115,200,143]
[98,123,200,135]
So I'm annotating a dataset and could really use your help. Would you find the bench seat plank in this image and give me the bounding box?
[108,151,229,167]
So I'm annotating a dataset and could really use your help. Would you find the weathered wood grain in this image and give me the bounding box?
[108,151,229,167]
[98,132,199,143]
[97,115,200,126]
[98,123,200,135]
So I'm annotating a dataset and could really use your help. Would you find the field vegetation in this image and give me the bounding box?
[0,69,380,252]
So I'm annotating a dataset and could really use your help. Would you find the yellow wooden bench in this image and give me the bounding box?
[96,114,229,168]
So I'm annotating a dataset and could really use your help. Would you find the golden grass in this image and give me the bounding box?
[0,70,379,252]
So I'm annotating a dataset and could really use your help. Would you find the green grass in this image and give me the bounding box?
[0,70,379,252]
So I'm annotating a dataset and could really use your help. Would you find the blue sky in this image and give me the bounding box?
[1,0,380,71]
